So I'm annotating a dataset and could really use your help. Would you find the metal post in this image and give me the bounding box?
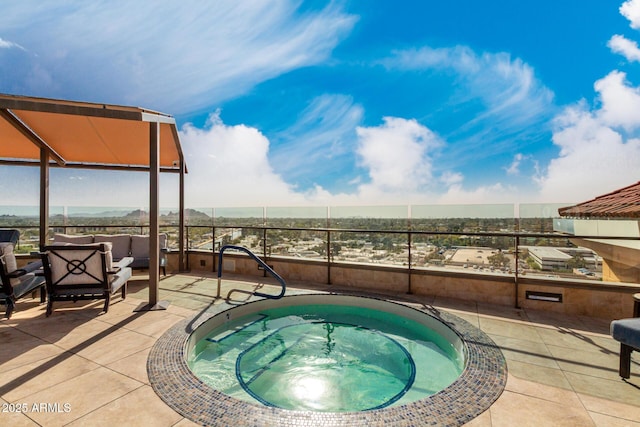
[135,121,168,312]
[327,229,332,285]
[407,231,412,294]
[39,149,49,250]
[514,234,520,309]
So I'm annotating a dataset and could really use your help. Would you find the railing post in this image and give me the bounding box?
[212,226,216,273]
[514,234,520,309]
[327,229,332,285]
[407,231,412,294]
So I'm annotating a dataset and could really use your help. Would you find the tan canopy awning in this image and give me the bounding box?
[0,93,186,311]
[0,93,184,172]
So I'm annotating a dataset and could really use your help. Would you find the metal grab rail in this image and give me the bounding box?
[216,244,286,299]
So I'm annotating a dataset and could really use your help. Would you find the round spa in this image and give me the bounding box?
[149,293,507,426]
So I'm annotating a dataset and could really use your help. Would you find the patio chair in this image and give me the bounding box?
[611,293,640,378]
[0,241,46,318]
[40,243,133,316]
[0,228,45,318]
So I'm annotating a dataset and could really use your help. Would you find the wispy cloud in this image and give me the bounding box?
[0,1,357,114]
[0,37,25,50]
[381,45,555,161]
[269,94,364,189]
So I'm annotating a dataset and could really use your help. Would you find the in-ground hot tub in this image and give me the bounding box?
[187,295,464,412]
[149,293,507,426]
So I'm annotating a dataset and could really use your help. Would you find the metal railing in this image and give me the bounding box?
[216,245,286,300]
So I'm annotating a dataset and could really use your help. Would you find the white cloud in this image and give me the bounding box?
[0,1,357,114]
[505,153,525,175]
[608,34,640,62]
[440,171,464,186]
[594,70,640,131]
[384,46,554,129]
[269,94,363,186]
[621,0,640,29]
[0,37,24,50]
[355,117,442,193]
[180,112,307,207]
[535,76,640,202]
[178,114,457,207]
[436,182,517,205]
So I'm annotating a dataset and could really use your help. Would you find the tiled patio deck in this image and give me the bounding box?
[1,272,639,426]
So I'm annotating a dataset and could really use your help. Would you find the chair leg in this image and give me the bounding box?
[620,343,632,379]
[4,297,14,319]
[39,287,46,303]
[46,298,53,317]
[121,282,127,300]
[103,294,110,313]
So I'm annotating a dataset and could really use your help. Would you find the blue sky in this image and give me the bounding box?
[1,0,640,209]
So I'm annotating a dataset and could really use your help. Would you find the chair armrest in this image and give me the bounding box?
[112,256,134,271]
[9,260,43,278]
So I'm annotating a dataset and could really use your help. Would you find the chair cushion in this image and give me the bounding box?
[611,318,640,350]
[50,242,113,272]
[130,235,150,258]
[0,242,19,285]
[131,234,167,259]
[47,244,106,286]
[52,233,94,245]
[94,234,131,260]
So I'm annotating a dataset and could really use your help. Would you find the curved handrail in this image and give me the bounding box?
[216,245,286,299]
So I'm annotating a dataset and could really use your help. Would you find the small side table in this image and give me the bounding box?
[634,293,640,317]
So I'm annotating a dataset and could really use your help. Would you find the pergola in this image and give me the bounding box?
[0,93,186,310]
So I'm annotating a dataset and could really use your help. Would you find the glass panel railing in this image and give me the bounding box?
[265,206,328,228]
[214,207,264,227]
[267,228,326,260]
[186,208,214,226]
[411,204,516,232]
[331,230,408,267]
[330,205,409,230]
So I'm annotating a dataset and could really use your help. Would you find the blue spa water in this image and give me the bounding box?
[188,304,463,412]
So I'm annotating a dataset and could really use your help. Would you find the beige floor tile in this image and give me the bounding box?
[0,397,39,426]
[579,393,640,423]
[589,411,640,427]
[0,329,62,371]
[432,296,478,314]
[477,302,529,322]
[490,334,559,369]
[536,327,619,354]
[2,353,100,401]
[172,417,202,426]
[106,347,151,384]
[479,317,543,343]
[505,373,579,405]
[506,360,572,390]
[19,367,142,427]
[9,310,103,344]
[71,329,157,365]
[489,390,595,427]
[463,408,492,426]
[66,385,183,427]
[525,309,591,331]
[45,319,128,350]
[114,311,185,338]
[565,371,640,407]
[546,344,624,381]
